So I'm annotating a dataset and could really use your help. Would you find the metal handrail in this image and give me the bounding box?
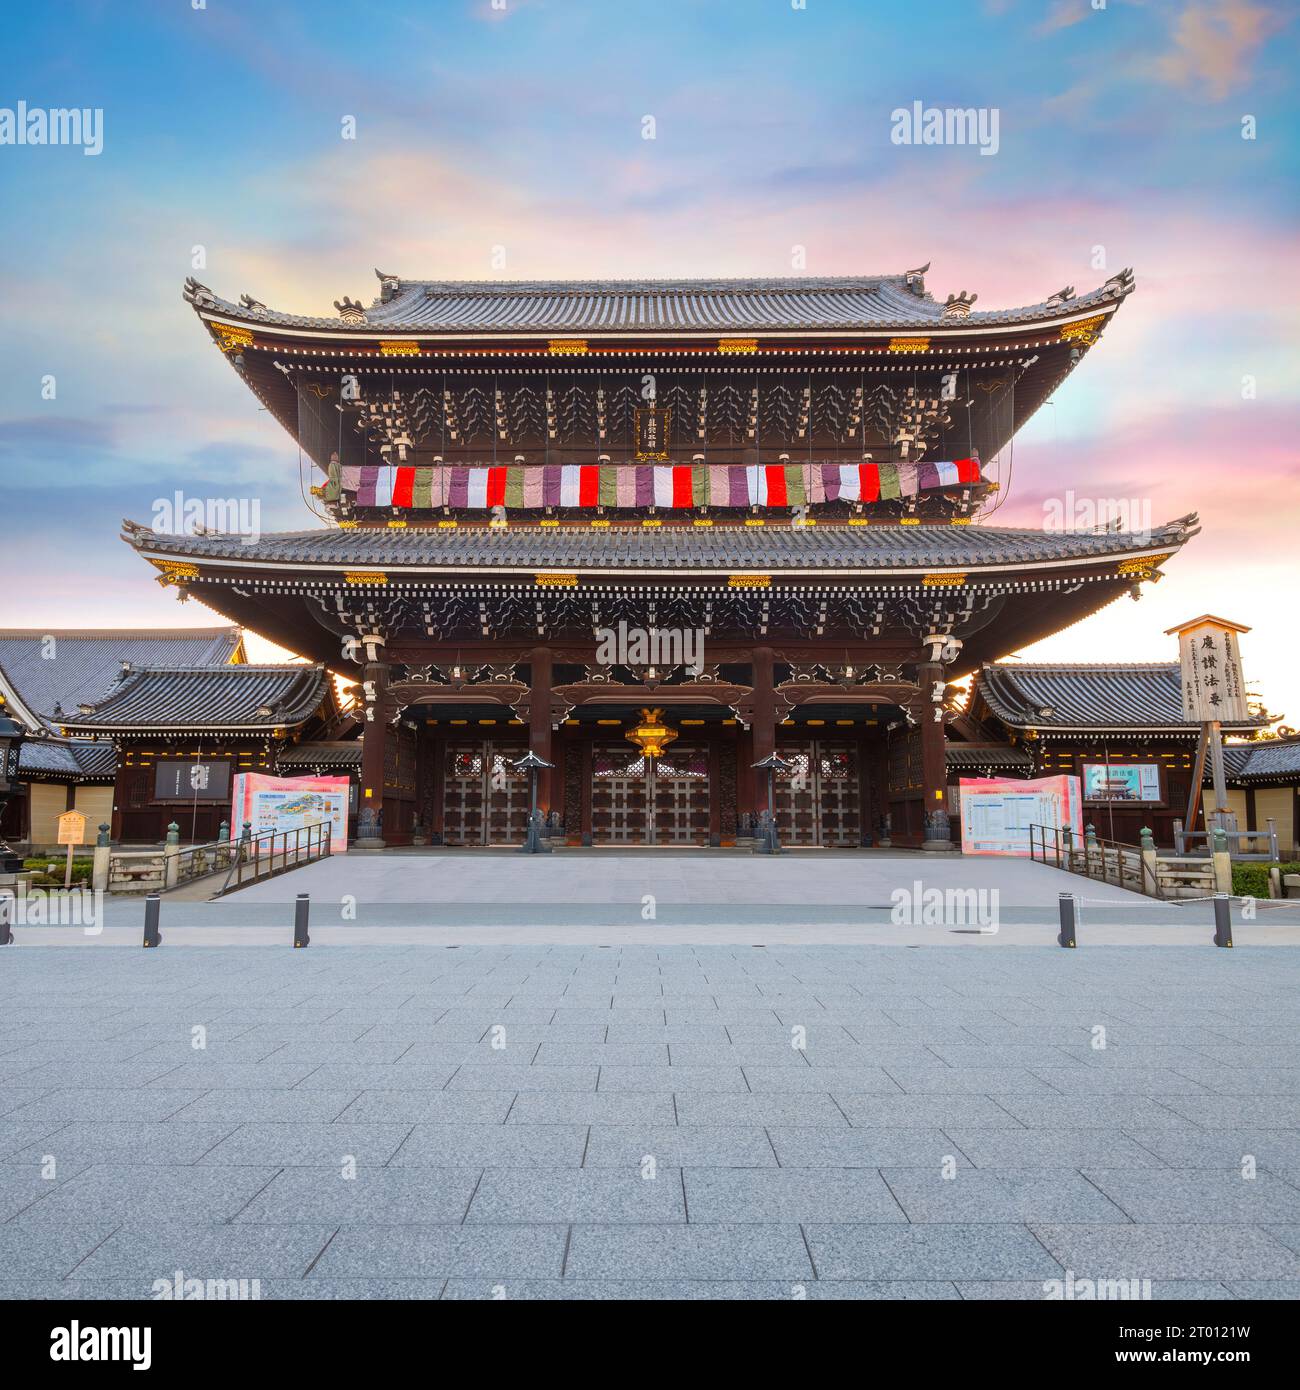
[1029,823,1164,898]
[215,822,332,897]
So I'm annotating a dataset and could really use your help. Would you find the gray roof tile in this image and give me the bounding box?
[187,270,1135,336]
[124,520,1188,574]
[60,665,328,733]
[0,628,241,731]
[973,663,1265,732]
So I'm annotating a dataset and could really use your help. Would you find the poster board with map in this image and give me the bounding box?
[230,772,350,854]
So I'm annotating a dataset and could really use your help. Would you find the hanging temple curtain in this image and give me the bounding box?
[342,459,981,510]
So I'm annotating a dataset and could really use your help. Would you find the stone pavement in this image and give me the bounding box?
[3,943,1300,1300]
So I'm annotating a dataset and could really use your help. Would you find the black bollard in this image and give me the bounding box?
[1057,892,1077,948]
[293,893,311,948]
[0,894,13,946]
[1212,892,1233,949]
[142,893,162,948]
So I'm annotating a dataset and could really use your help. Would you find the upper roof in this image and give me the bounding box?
[58,664,329,735]
[972,662,1267,733]
[0,627,243,733]
[186,266,1136,337]
[123,517,1193,576]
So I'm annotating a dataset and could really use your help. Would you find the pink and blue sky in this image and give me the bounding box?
[1,0,1297,710]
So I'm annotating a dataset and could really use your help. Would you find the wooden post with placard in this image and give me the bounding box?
[1166,616,1252,841]
[57,810,87,889]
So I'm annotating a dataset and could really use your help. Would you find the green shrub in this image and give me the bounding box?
[1232,861,1300,898]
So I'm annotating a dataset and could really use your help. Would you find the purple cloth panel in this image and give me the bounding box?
[542,465,563,507]
[821,462,842,501]
[635,465,655,507]
[917,461,940,491]
[447,467,469,509]
[357,467,378,507]
[727,464,750,506]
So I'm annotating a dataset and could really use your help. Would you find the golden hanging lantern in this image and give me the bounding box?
[625,707,677,760]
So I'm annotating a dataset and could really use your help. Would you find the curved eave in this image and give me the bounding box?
[58,722,311,738]
[126,536,1183,586]
[196,298,1122,349]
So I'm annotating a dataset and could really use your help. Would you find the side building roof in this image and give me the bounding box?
[970,662,1267,734]
[0,627,244,732]
[58,664,329,737]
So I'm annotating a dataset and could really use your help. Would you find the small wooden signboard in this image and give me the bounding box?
[57,811,87,889]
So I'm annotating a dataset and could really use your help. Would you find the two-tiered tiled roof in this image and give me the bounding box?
[187,268,1136,337]
[971,662,1267,733]
[60,664,329,735]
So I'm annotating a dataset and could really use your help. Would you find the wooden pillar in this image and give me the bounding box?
[430,728,445,840]
[579,737,593,845]
[918,660,951,849]
[750,646,776,815]
[708,736,722,845]
[529,647,554,814]
[359,657,389,845]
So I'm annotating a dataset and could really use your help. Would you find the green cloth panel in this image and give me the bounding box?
[412,468,433,508]
[691,464,709,507]
[599,464,620,507]
[879,463,901,500]
[504,466,526,509]
[784,465,806,506]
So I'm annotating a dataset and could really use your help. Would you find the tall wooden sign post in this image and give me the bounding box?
[1166,616,1252,838]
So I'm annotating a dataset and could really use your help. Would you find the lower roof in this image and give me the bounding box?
[124,517,1193,577]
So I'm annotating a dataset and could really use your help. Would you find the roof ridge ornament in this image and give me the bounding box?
[1043,286,1075,309]
[375,269,401,303]
[239,293,267,312]
[334,296,367,325]
[904,262,930,295]
[182,277,215,309]
[1101,267,1135,299]
[942,290,977,320]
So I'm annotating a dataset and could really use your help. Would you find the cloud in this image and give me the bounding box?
[1151,0,1287,100]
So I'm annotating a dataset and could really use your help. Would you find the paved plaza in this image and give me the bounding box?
[3,937,1300,1299]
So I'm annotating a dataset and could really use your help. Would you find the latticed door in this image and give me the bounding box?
[442,742,531,845]
[484,748,531,844]
[442,744,485,845]
[653,745,711,845]
[773,739,861,846]
[814,742,861,846]
[591,746,648,844]
[774,743,817,845]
